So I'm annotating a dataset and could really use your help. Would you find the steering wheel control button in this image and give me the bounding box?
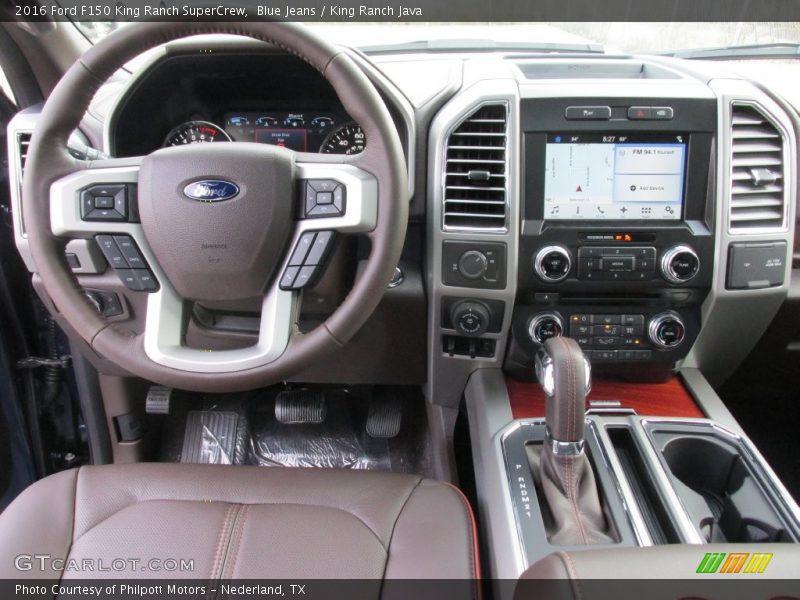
[294,266,318,289]
[304,231,334,266]
[304,179,346,218]
[80,184,128,221]
[113,236,146,269]
[289,232,316,266]
[96,235,129,269]
[132,269,158,292]
[280,231,335,290]
[116,269,143,291]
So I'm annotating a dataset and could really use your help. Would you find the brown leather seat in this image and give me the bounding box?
[0,463,479,583]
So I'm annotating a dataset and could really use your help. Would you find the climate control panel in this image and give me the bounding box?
[514,307,698,366]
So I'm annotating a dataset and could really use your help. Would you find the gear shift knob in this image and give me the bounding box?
[535,337,591,452]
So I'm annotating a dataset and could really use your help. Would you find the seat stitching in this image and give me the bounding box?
[209,504,238,581]
[213,503,244,588]
[379,476,424,581]
[221,504,250,580]
[442,482,481,600]
[55,468,81,599]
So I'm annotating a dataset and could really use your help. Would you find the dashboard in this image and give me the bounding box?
[6,38,799,393]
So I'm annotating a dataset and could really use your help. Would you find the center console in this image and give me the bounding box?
[508,96,716,379]
[427,55,800,583]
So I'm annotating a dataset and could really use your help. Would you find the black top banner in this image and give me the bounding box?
[4,0,800,22]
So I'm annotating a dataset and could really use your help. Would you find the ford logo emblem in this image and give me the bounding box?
[183,180,239,203]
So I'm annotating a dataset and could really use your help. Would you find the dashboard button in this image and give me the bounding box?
[596,350,618,361]
[602,257,634,272]
[619,350,636,361]
[594,337,619,347]
[571,324,592,336]
[570,314,593,325]
[565,106,611,120]
[652,107,674,120]
[595,315,621,325]
[593,324,620,336]
[628,106,653,120]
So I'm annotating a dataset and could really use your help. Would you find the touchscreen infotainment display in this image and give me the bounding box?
[543,133,687,221]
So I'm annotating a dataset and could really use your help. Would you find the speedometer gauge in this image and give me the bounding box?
[163,121,231,147]
[319,122,366,155]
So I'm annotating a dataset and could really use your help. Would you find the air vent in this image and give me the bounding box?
[729,104,787,233]
[443,104,508,231]
[17,132,31,173]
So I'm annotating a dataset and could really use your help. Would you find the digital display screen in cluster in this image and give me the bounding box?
[223,112,339,152]
[543,133,687,221]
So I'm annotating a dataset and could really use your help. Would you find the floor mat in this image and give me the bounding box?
[159,385,431,476]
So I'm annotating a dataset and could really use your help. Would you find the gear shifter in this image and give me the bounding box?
[531,337,615,545]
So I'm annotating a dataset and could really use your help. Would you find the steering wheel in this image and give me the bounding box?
[23,23,408,392]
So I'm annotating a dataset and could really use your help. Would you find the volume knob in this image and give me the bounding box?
[534,245,572,283]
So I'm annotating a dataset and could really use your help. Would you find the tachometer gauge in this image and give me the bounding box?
[319,122,366,155]
[163,121,231,147]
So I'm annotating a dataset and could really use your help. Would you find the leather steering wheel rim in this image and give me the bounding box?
[23,22,408,393]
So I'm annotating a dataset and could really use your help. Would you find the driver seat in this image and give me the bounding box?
[0,463,479,583]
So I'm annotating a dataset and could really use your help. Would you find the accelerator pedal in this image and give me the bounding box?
[366,394,402,438]
[275,390,327,424]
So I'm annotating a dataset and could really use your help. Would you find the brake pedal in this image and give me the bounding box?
[366,395,402,438]
[275,390,327,424]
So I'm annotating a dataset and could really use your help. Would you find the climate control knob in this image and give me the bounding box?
[534,245,572,283]
[648,312,686,349]
[528,312,564,345]
[660,245,700,284]
[457,250,489,280]
[450,299,492,337]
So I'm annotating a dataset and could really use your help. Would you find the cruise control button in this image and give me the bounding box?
[304,231,333,266]
[116,269,143,291]
[132,269,158,292]
[289,232,316,266]
[95,235,128,269]
[113,236,146,269]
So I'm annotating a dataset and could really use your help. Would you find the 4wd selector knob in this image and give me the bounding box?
[457,250,489,280]
[534,245,572,283]
[648,312,686,349]
[450,299,492,337]
[528,312,564,345]
[660,245,700,284]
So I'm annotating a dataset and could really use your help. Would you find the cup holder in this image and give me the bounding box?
[660,434,793,543]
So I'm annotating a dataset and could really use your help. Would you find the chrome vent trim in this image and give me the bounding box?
[442,103,509,232]
[728,103,788,234]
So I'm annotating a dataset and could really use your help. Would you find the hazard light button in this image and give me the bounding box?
[628,106,653,120]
